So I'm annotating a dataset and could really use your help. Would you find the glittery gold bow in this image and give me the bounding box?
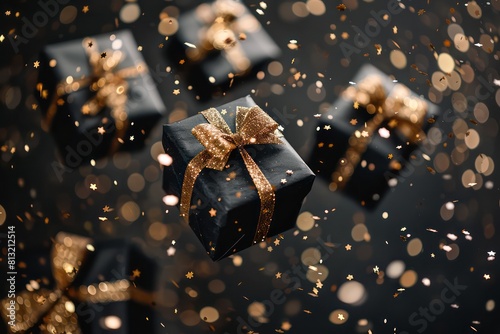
[39,37,147,154]
[331,75,428,189]
[0,232,155,334]
[180,106,282,244]
[186,0,258,73]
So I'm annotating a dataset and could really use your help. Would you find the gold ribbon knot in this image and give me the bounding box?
[180,106,282,244]
[332,75,428,190]
[1,233,154,334]
[187,0,258,73]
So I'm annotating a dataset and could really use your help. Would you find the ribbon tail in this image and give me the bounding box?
[334,113,386,189]
[179,150,213,222]
[238,148,275,243]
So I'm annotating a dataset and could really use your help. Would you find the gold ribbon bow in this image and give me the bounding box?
[187,0,259,73]
[331,75,428,189]
[1,233,154,334]
[39,37,147,154]
[180,106,282,244]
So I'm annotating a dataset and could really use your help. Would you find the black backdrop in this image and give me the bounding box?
[1,0,499,333]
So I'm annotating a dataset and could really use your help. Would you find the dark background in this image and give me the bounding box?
[1,0,499,333]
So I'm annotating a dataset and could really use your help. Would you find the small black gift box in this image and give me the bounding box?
[170,0,281,99]
[36,30,166,168]
[162,96,315,261]
[0,232,158,334]
[309,64,439,208]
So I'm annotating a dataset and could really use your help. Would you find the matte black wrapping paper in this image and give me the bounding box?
[170,0,281,100]
[309,64,440,208]
[37,30,166,167]
[162,96,315,261]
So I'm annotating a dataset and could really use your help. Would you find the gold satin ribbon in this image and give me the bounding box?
[187,0,259,73]
[39,37,147,154]
[0,232,155,334]
[180,106,282,244]
[332,75,428,189]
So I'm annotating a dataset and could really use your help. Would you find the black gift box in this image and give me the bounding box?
[309,64,439,208]
[37,30,166,167]
[162,96,315,261]
[0,233,158,334]
[170,0,281,100]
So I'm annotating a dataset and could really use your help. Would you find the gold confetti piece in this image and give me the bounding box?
[33,61,40,68]
[483,274,491,280]
[426,166,436,174]
[275,272,282,279]
[346,274,354,281]
[173,89,180,95]
[131,269,141,278]
[171,279,179,288]
[82,5,89,13]
[418,9,426,15]
[273,238,280,246]
[97,126,105,135]
[345,244,352,251]
[350,119,358,125]
[388,154,393,159]
[166,246,176,256]
[89,183,97,190]
[184,42,196,48]
[185,271,194,279]
[316,280,323,289]
[374,44,382,55]
[353,101,359,109]
[373,266,380,274]
[303,310,312,314]
[337,4,347,11]
[209,208,217,217]
[286,170,293,175]
[0,35,5,43]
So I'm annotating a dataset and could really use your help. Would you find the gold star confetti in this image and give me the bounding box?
[275,272,282,279]
[388,153,393,159]
[82,6,89,13]
[132,269,141,278]
[338,313,345,320]
[267,246,273,252]
[100,52,107,58]
[373,266,380,274]
[5,11,11,16]
[484,274,491,280]
[393,26,398,34]
[158,43,164,48]
[374,44,382,55]
[431,253,435,258]
[31,104,38,110]
[274,238,280,246]
[185,271,194,279]
[347,274,354,280]
[315,280,323,289]
[90,183,97,191]
[488,251,496,257]
[350,119,358,125]
[418,9,426,15]
[312,287,318,295]
[286,170,293,175]
[33,61,40,68]
[0,35,4,43]
[280,178,287,184]
[129,135,134,141]
[137,46,143,51]
[337,4,347,11]
[173,89,180,95]
[209,208,217,217]
[97,127,105,135]
[102,205,113,212]
[361,130,369,137]
[353,101,359,109]
[323,125,331,130]
[220,109,227,115]
[345,244,352,250]
[179,59,185,65]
